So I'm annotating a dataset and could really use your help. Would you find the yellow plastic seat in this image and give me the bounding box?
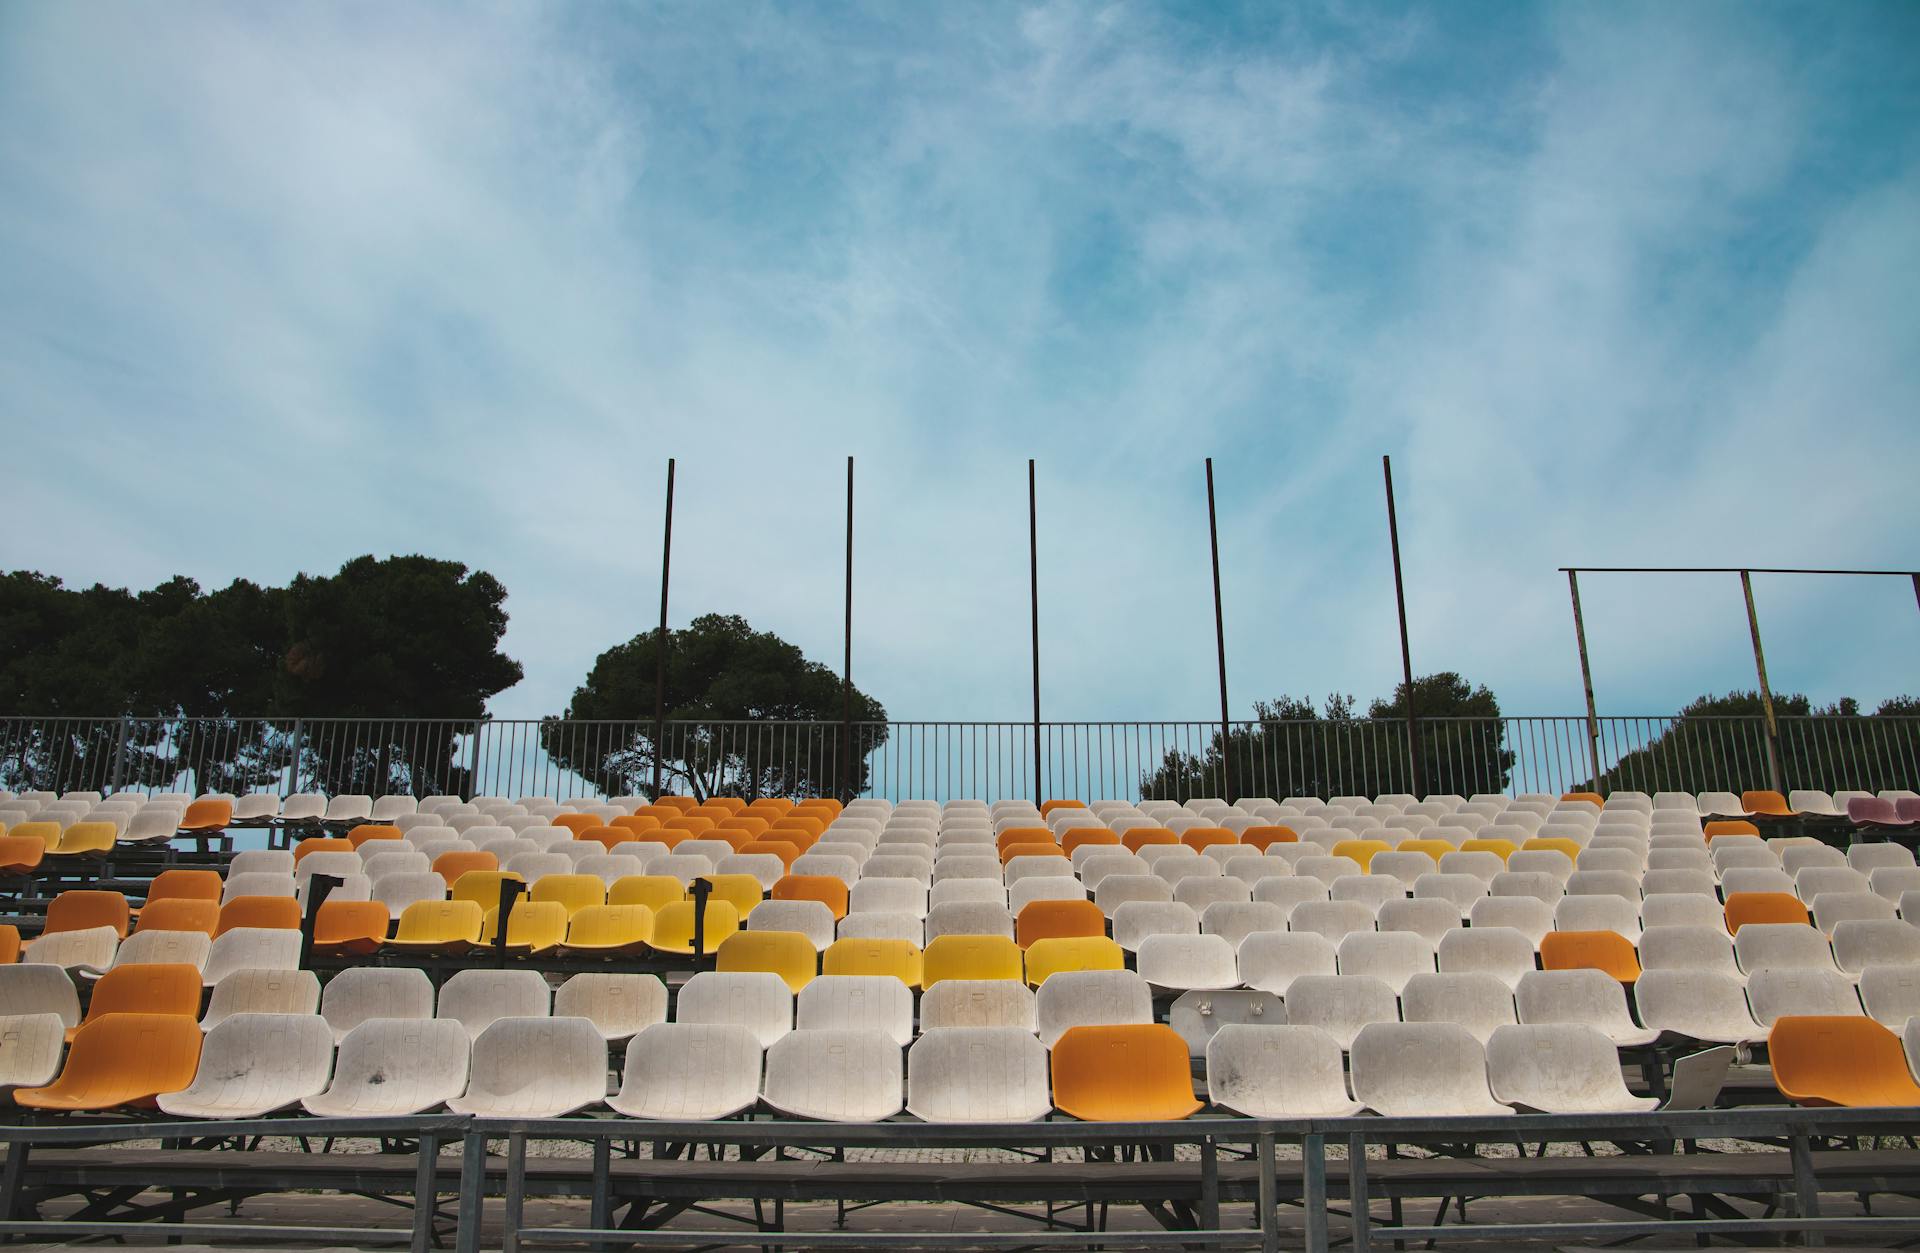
[1050,1024,1202,1121]
[74,964,204,1039]
[1395,839,1452,863]
[179,798,233,832]
[1723,892,1810,933]
[562,905,656,955]
[716,930,818,993]
[450,870,526,911]
[389,899,485,952]
[51,821,117,857]
[311,900,389,956]
[1015,899,1108,948]
[650,900,742,955]
[46,889,131,938]
[530,874,607,917]
[480,901,569,953]
[1742,790,1793,818]
[608,875,687,912]
[1460,838,1518,862]
[1522,837,1583,860]
[0,834,45,876]
[15,1013,204,1112]
[1243,825,1300,850]
[772,874,848,920]
[922,935,1024,988]
[215,896,302,937]
[1332,839,1392,872]
[1540,930,1641,983]
[1769,1016,1920,1107]
[702,873,765,919]
[135,898,219,936]
[1024,936,1126,986]
[822,938,923,988]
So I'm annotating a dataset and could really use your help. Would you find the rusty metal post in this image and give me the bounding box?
[1740,570,1784,792]
[652,458,676,798]
[1382,456,1422,796]
[1205,458,1233,800]
[1568,570,1604,793]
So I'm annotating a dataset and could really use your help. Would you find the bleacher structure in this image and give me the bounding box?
[3,785,1920,1249]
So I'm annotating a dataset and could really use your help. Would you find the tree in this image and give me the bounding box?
[1139,673,1513,801]
[1586,690,1919,794]
[0,556,522,795]
[543,613,888,800]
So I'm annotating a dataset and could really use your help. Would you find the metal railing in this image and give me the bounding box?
[0,713,1913,802]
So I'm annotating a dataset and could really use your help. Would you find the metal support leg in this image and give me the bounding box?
[1304,1133,1329,1253]
[454,1128,486,1253]
[1350,1132,1372,1253]
[1257,1133,1278,1253]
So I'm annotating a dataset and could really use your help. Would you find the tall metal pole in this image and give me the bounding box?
[840,456,855,801]
[1205,458,1233,801]
[651,458,676,798]
[1028,459,1043,803]
[1740,569,1784,792]
[1568,570,1604,793]
[1381,455,1422,796]
[1912,573,1920,618]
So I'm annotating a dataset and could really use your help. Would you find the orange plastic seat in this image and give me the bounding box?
[792,797,841,818]
[1039,799,1088,817]
[1016,899,1108,948]
[294,836,353,863]
[742,839,802,868]
[0,834,45,876]
[1242,825,1300,851]
[178,798,234,832]
[611,813,663,836]
[661,815,717,837]
[0,924,18,964]
[46,890,131,938]
[15,1013,204,1111]
[1723,892,1811,933]
[1768,1016,1920,1107]
[1705,820,1761,839]
[134,898,219,936]
[1050,1024,1202,1121]
[311,900,390,956]
[652,796,700,813]
[1742,790,1793,818]
[1460,838,1518,862]
[744,798,793,819]
[1181,828,1239,854]
[1522,837,1583,860]
[76,964,204,1038]
[144,869,223,906]
[997,827,1055,855]
[553,813,601,837]
[717,816,771,838]
[1060,828,1121,856]
[347,823,404,849]
[578,825,632,852]
[1561,792,1604,808]
[768,816,826,840]
[1122,827,1180,853]
[772,874,848,921]
[216,896,302,936]
[706,796,752,815]
[1540,930,1641,983]
[1000,841,1065,864]
[1332,839,1391,871]
[431,850,499,882]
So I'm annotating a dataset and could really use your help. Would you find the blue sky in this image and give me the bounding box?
[2,1,1916,723]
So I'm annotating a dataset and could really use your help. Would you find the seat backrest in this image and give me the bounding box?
[907,1027,1051,1122]
[1049,1023,1201,1121]
[86,962,203,1022]
[1237,931,1336,996]
[675,970,793,1047]
[1281,974,1398,1051]
[1745,968,1863,1026]
[1205,1024,1359,1118]
[1034,969,1152,1048]
[1401,972,1517,1043]
[918,978,1036,1031]
[305,1018,470,1116]
[319,966,435,1042]
[1486,1023,1648,1113]
[1768,1015,1920,1107]
[14,1012,203,1112]
[436,969,551,1039]
[1350,1021,1509,1117]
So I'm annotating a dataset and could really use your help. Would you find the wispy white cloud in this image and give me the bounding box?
[1,1,1914,725]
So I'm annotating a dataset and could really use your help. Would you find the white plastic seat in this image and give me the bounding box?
[0,1013,67,1097]
[448,1016,608,1117]
[836,912,924,945]
[373,872,449,921]
[1252,878,1332,916]
[762,1028,903,1121]
[228,849,296,878]
[1335,931,1433,994]
[1514,969,1657,1047]
[1035,969,1153,1047]
[1719,867,1796,897]
[436,969,552,1040]
[1350,1022,1510,1116]
[1330,875,1402,912]
[320,966,435,1042]
[579,854,649,887]
[1401,972,1517,1043]
[1506,851,1574,884]
[303,1018,470,1116]
[859,855,934,887]
[159,1013,336,1118]
[1281,974,1398,1051]
[219,872,298,905]
[649,853,717,886]
[1811,892,1899,934]
[1200,901,1288,948]
[1490,872,1563,905]
[1009,876,1088,915]
[1465,897,1551,947]
[928,879,1008,909]
[676,970,793,1047]
[796,975,914,1045]
[201,928,301,987]
[0,965,82,1027]
[1851,844,1918,874]
[1374,898,1458,945]
[1779,844,1847,875]
[1796,866,1872,902]
[1831,919,1920,974]
[1633,970,1764,1046]
[1732,923,1841,976]
[1486,1023,1656,1113]
[609,1023,762,1120]
[1137,934,1239,993]
[1205,1024,1362,1117]
[1857,966,1920,1029]
[1637,924,1739,980]
[907,1027,1051,1122]
[1553,895,1642,943]
[1111,901,1199,952]
[1869,868,1920,901]
[554,972,667,1042]
[747,900,836,951]
[923,902,1015,944]
[1745,968,1863,1025]
[1437,927,1536,989]
[1287,899,1376,943]
[110,930,212,973]
[1237,931,1337,996]
[917,979,1036,1032]
[1640,894,1727,930]
[201,969,321,1030]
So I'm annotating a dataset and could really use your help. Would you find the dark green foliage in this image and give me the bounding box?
[542,613,887,800]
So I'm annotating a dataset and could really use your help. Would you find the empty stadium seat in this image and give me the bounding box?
[1350,1021,1511,1116]
[0,1013,66,1098]
[1769,1016,1920,1107]
[1486,1023,1657,1113]
[1401,972,1518,1044]
[1514,968,1658,1047]
[918,978,1037,1032]
[1049,1023,1200,1121]
[1283,975,1397,1051]
[1238,931,1337,996]
[157,1013,335,1118]
[1746,969,1863,1026]
[15,1013,204,1112]
[0,965,81,1029]
[1205,1024,1361,1117]
[75,964,201,1039]
[907,1027,1052,1122]
[1633,970,1765,1046]
[201,969,321,1031]
[1035,969,1153,1048]
[676,971,793,1048]
[1540,930,1641,982]
[763,1028,904,1121]
[304,1018,470,1116]
[448,1016,608,1117]
[608,1023,762,1120]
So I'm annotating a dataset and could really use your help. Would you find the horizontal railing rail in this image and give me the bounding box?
[0,713,1913,802]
